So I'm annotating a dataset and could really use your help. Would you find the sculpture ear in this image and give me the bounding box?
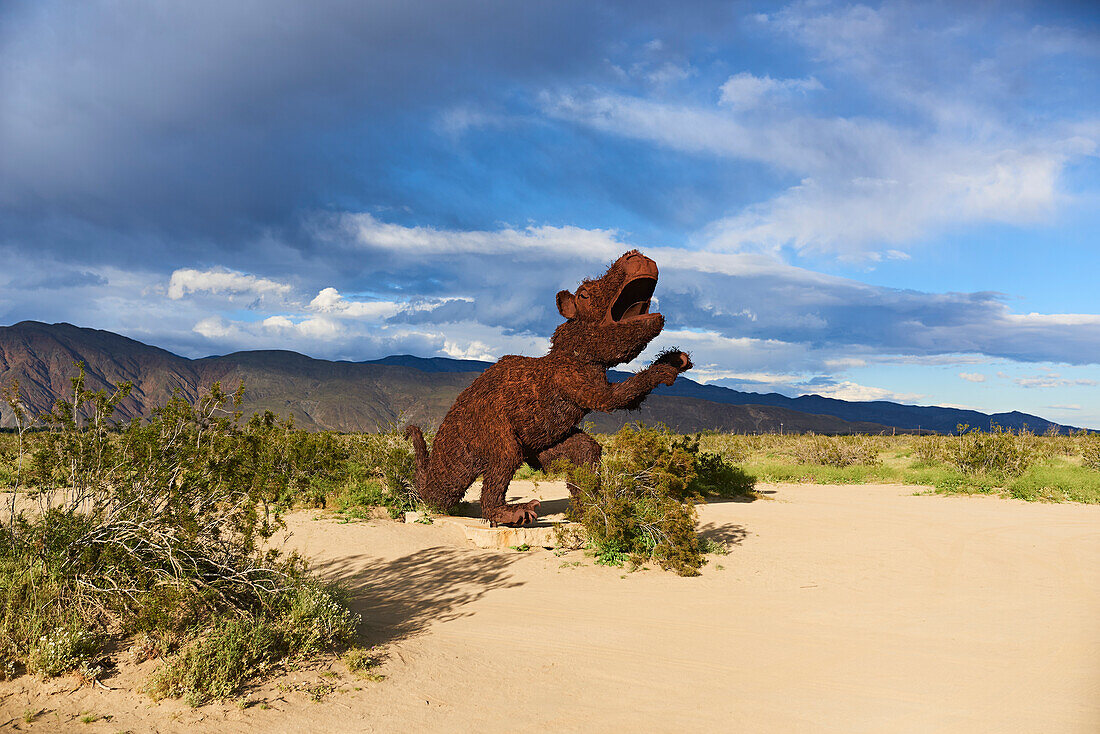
[556,290,577,319]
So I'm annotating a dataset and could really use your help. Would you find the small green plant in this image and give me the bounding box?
[509,543,531,552]
[343,646,384,681]
[27,624,101,678]
[699,538,730,556]
[348,427,421,517]
[690,451,756,498]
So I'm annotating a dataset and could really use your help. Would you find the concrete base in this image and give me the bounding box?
[404,511,567,550]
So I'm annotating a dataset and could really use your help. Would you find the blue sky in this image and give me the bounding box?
[1,0,1098,427]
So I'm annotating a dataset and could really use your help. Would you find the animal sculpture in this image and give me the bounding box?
[405,250,692,526]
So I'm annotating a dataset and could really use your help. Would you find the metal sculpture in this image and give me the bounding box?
[405,250,692,525]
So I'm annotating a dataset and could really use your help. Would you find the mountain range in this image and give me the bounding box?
[0,321,1075,435]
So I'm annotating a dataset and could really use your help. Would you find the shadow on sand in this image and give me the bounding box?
[311,546,524,646]
[696,521,750,547]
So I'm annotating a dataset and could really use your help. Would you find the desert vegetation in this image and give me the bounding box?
[0,368,365,705]
[696,425,1099,503]
[1,366,1096,700]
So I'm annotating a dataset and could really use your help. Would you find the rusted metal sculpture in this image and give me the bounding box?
[405,250,692,526]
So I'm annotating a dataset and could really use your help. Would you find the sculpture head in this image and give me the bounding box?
[550,249,665,366]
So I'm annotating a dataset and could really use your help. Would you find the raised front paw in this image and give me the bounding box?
[488,499,541,528]
[654,349,692,385]
[655,349,692,372]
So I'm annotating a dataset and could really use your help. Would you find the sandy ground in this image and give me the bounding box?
[2,481,1098,733]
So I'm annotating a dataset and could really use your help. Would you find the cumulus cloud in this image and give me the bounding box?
[795,380,926,403]
[308,287,404,320]
[167,268,292,302]
[334,213,622,261]
[959,372,987,383]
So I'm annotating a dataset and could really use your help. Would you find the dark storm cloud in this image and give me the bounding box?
[0,0,730,267]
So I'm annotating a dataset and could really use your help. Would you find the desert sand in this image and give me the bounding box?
[2,481,1098,733]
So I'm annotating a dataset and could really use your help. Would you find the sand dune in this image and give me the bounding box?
[2,481,1098,732]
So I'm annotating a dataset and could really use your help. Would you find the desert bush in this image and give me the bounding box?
[1079,433,1100,471]
[146,582,357,705]
[911,435,944,465]
[696,433,752,465]
[792,434,881,468]
[565,424,755,576]
[0,366,360,700]
[690,450,756,499]
[944,424,1040,477]
[345,427,419,517]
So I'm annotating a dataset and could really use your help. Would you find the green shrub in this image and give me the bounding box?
[147,582,358,705]
[912,435,944,465]
[690,451,756,499]
[1,366,361,699]
[347,428,419,517]
[343,646,384,681]
[945,424,1039,477]
[565,424,706,576]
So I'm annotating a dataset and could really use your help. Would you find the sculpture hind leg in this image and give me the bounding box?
[536,428,601,498]
[479,437,539,527]
[418,429,479,514]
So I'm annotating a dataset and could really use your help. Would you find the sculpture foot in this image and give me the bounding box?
[488,499,540,528]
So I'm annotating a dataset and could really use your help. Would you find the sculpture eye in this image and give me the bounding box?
[578,291,589,299]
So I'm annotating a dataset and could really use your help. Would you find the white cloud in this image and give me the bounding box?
[718,72,822,110]
[168,268,292,301]
[334,212,622,261]
[303,215,1100,368]
[538,0,1100,262]
[262,315,295,330]
[543,91,1072,258]
[1005,313,1100,327]
[192,315,236,339]
[308,287,403,319]
[1048,404,1082,411]
[959,372,986,383]
[799,380,926,403]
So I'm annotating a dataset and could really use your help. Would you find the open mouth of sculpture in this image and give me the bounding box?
[609,276,658,322]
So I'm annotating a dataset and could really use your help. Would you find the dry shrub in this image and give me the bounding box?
[792,434,882,468]
[1080,433,1100,471]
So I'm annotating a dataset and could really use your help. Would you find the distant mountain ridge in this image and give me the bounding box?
[0,322,1077,434]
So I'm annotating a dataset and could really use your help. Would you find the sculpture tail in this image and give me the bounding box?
[404,424,429,493]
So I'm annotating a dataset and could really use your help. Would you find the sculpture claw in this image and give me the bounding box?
[489,499,541,527]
